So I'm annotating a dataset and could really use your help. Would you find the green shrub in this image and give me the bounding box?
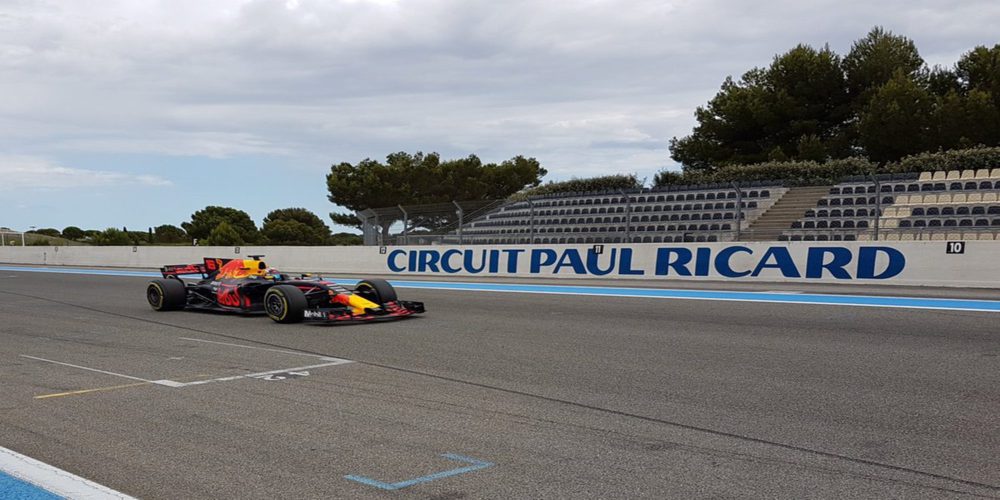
[889,146,1000,173]
[91,228,132,246]
[328,232,363,246]
[681,157,877,186]
[61,226,85,240]
[32,228,61,237]
[515,174,642,199]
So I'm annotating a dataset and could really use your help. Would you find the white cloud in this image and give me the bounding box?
[0,0,997,181]
[0,156,172,190]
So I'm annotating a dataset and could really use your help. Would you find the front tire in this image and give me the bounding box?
[264,285,307,323]
[148,279,187,311]
[354,278,397,305]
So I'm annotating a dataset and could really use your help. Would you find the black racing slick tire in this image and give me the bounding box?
[264,285,307,324]
[147,279,187,311]
[354,278,397,305]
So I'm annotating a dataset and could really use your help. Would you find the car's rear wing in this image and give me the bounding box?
[160,258,227,278]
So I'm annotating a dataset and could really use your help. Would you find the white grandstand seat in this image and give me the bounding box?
[936,171,950,181]
[947,232,963,240]
[983,192,999,203]
[900,232,915,241]
[931,233,947,240]
[922,194,938,204]
[883,207,898,217]
[961,169,976,179]
[885,233,900,241]
[883,218,898,228]
[857,233,871,241]
[976,169,991,179]
[981,233,997,240]
[945,170,960,180]
[895,194,910,205]
[952,193,967,204]
[968,193,983,203]
[918,172,933,182]
[991,168,1000,179]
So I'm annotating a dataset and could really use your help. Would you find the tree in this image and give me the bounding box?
[61,226,85,240]
[926,65,961,97]
[261,208,330,245]
[858,71,934,163]
[843,27,923,103]
[652,170,684,187]
[933,90,1000,150]
[327,152,545,237]
[764,44,850,157]
[154,224,188,244]
[669,70,772,170]
[669,27,1000,169]
[670,44,849,170]
[956,45,1000,106]
[182,206,258,243]
[329,232,363,246]
[205,221,243,246]
[91,228,133,246]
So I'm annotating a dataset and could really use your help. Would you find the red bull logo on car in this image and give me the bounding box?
[385,246,906,280]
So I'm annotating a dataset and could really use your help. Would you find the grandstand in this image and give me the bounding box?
[782,169,1000,241]
[461,182,785,244]
[364,169,1000,244]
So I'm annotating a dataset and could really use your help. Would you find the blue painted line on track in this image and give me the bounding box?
[345,453,493,491]
[0,266,159,278]
[2,265,1000,313]
[0,471,63,500]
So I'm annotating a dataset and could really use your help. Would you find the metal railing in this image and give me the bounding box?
[0,230,26,246]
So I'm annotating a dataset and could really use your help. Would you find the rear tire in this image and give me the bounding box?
[264,285,307,323]
[354,278,397,305]
[148,279,187,311]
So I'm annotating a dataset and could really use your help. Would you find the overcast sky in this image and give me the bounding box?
[1,0,997,233]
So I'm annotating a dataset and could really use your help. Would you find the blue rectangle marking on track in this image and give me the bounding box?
[0,471,63,500]
[3,265,1000,313]
[345,453,493,491]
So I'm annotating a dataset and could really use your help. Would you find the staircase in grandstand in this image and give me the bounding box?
[743,186,830,241]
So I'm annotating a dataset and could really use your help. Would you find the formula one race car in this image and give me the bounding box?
[146,256,424,324]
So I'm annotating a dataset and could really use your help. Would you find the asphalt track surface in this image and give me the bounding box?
[1,270,998,499]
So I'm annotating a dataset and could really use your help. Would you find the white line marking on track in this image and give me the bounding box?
[19,355,153,383]
[152,360,353,387]
[0,445,136,499]
[177,336,339,360]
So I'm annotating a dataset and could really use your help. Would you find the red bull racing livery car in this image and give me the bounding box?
[146,256,425,324]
